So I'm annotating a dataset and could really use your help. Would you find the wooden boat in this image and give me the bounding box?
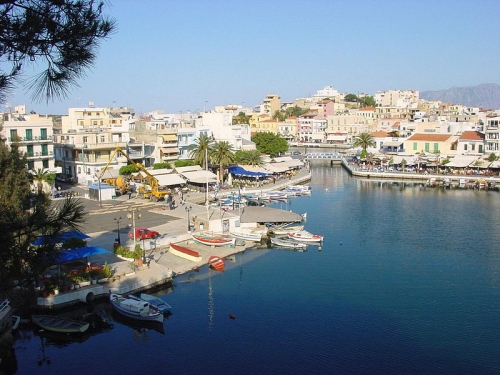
[288,230,324,243]
[139,293,172,314]
[169,243,202,262]
[192,233,235,247]
[229,228,263,242]
[208,255,225,270]
[32,315,90,333]
[270,237,307,250]
[109,293,163,322]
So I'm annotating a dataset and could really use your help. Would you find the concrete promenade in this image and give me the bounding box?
[37,168,312,308]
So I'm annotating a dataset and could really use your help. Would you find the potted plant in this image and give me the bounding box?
[98,262,112,283]
[89,269,100,284]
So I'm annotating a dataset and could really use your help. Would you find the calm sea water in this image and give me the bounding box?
[8,164,500,375]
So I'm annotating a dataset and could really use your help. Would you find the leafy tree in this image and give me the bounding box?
[119,164,138,175]
[0,0,116,104]
[487,152,498,162]
[153,162,171,170]
[31,168,50,195]
[353,132,376,159]
[252,132,288,157]
[210,141,235,183]
[272,110,286,121]
[344,93,358,102]
[285,106,308,118]
[359,96,376,107]
[233,112,251,125]
[234,149,264,166]
[189,134,213,169]
[0,133,86,296]
[174,159,196,168]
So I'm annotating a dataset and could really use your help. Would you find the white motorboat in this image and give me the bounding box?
[139,293,172,314]
[270,236,307,250]
[288,230,324,243]
[109,293,163,322]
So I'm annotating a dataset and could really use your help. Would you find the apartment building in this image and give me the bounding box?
[1,111,55,171]
[405,133,459,155]
[458,131,485,155]
[484,115,500,156]
[375,90,419,107]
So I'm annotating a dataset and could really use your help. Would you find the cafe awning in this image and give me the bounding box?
[162,134,178,142]
[181,170,218,184]
[155,173,186,186]
[56,246,109,263]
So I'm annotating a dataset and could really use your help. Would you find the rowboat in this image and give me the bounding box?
[139,293,172,314]
[208,255,225,270]
[270,236,308,250]
[192,233,236,247]
[229,228,263,242]
[32,315,90,333]
[169,243,202,262]
[109,293,163,322]
[288,230,324,243]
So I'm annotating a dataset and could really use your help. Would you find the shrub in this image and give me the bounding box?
[101,262,112,278]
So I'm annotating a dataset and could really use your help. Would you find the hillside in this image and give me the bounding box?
[420,83,500,109]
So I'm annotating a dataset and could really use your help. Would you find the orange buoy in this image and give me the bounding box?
[229,314,236,319]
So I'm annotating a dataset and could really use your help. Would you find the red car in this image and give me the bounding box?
[128,227,160,240]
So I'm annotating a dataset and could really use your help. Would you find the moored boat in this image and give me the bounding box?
[192,233,236,247]
[288,230,323,243]
[268,224,304,235]
[32,315,90,333]
[139,293,172,314]
[229,228,263,242]
[169,243,202,262]
[208,255,225,270]
[109,293,163,322]
[270,236,308,250]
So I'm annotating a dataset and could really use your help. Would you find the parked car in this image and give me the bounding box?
[128,227,160,240]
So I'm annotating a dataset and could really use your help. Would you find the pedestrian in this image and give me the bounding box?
[128,190,132,199]
[57,185,61,191]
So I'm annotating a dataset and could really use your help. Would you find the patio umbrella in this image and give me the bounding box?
[33,230,90,246]
[55,246,109,263]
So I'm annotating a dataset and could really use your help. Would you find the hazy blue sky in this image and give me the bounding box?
[7,0,500,115]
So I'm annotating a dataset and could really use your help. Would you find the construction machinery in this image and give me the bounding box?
[102,176,130,195]
[98,146,170,201]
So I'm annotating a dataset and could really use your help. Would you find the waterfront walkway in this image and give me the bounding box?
[37,168,312,309]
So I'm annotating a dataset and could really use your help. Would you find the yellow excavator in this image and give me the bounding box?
[98,146,170,201]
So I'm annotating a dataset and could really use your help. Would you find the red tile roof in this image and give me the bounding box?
[407,133,453,141]
[459,131,484,141]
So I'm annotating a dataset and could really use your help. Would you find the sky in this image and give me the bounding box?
[4,0,500,115]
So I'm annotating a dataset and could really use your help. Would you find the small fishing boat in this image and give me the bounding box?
[32,315,90,333]
[229,228,263,242]
[268,224,304,235]
[139,293,172,314]
[288,230,324,243]
[192,233,236,247]
[208,255,225,270]
[169,243,202,262]
[266,191,288,200]
[270,237,308,249]
[109,293,163,322]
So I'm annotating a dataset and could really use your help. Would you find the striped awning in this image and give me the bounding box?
[162,134,177,142]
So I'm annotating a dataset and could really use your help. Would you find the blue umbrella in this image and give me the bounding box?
[33,230,90,246]
[56,246,109,263]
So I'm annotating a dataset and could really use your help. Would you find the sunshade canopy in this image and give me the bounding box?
[56,246,109,263]
[33,230,90,246]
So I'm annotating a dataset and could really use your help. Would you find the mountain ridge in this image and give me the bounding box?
[420,83,500,109]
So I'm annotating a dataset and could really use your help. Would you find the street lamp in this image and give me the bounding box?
[127,207,143,261]
[114,216,122,245]
[185,205,192,232]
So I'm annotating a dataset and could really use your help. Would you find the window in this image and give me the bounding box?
[479,145,483,153]
[471,144,475,151]
[100,136,105,142]
[413,142,417,150]
[425,143,430,152]
[41,144,48,156]
[9,129,17,140]
[40,128,47,140]
[25,129,33,140]
[83,136,88,143]
[27,160,34,169]
[433,143,439,152]
[42,160,49,168]
[27,145,34,157]
[464,144,468,151]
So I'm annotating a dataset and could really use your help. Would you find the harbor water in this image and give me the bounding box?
[7,163,500,375]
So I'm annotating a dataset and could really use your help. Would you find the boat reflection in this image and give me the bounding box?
[111,310,166,335]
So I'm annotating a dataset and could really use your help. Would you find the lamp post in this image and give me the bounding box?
[114,216,122,245]
[127,207,142,261]
[185,205,192,232]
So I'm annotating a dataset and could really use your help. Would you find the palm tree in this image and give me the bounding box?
[243,149,264,166]
[353,132,376,159]
[188,134,213,169]
[32,168,50,195]
[211,141,235,184]
[272,110,286,122]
